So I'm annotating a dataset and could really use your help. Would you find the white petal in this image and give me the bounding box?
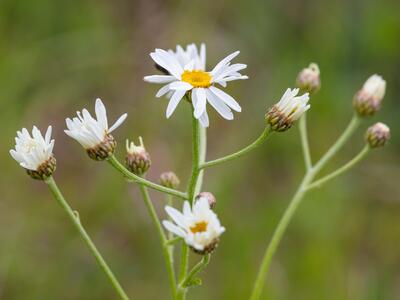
[45,126,53,144]
[165,206,187,228]
[209,86,241,112]
[143,75,176,83]
[169,81,193,90]
[166,90,186,118]
[193,88,207,118]
[163,221,186,238]
[109,113,128,133]
[210,51,240,76]
[95,98,108,129]
[205,89,234,120]
[156,84,172,98]
[198,110,209,128]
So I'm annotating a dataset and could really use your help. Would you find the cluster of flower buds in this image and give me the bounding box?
[125,137,151,176]
[353,75,386,117]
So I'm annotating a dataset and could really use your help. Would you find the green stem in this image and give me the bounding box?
[166,194,175,257]
[138,184,177,299]
[306,146,370,191]
[250,114,362,300]
[45,176,130,300]
[108,155,187,200]
[180,254,210,288]
[200,127,272,169]
[177,114,206,300]
[299,114,312,170]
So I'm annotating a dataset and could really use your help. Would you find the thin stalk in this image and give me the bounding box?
[250,115,362,300]
[108,155,187,200]
[299,114,312,170]
[180,254,210,288]
[45,176,130,300]
[306,146,370,191]
[166,194,175,257]
[138,184,177,299]
[177,114,206,300]
[200,127,272,169]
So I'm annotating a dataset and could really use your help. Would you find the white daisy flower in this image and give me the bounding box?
[266,88,310,132]
[64,98,127,160]
[163,197,225,254]
[144,43,248,127]
[10,126,56,179]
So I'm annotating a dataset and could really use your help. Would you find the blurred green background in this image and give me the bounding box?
[1,0,399,299]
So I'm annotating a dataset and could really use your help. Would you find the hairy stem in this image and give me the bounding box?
[45,176,130,300]
[200,127,272,169]
[108,155,187,200]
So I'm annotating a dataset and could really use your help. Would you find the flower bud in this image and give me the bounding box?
[353,74,386,117]
[365,122,390,148]
[160,171,180,189]
[296,63,321,94]
[195,192,216,209]
[26,155,57,180]
[266,88,310,132]
[125,137,151,175]
[86,133,117,161]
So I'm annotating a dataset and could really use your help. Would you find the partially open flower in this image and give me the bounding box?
[266,88,310,132]
[10,126,56,180]
[296,63,321,94]
[365,122,390,148]
[195,192,216,209]
[64,98,127,161]
[125,137,151,175]
[353,74,386,117]
[160,171,180,189]
[162,198,225,254]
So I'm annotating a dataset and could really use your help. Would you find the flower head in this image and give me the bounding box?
[64,98,127,160]
[125,137,151,175]
[10,126,56,180]
[160,171,180,189]
[296,63,321,94]
[354,74,386,116]
[144,43,248,127]
[365,122,390,148]
[163,197,225,254]
[266,88,310,132]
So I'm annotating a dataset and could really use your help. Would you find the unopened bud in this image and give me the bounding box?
[266,88,310,132]
[160,171,180,189]
[86,134,116,161]
[353,74,386,117]
[125,137,151,175]
[195,192,216,209]
[296,63,321,94]
[365,122,390,148]
[26,155,57,180]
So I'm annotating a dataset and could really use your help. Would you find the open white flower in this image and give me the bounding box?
[144,43,248,127]
[163,197,225,254]
[266,88,310,132]
[10,126,55,171]
[64,98,127,160]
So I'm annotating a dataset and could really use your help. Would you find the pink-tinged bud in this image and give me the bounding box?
[365,122,390,148]
[354,74,386,117]
[160,171,180,189]
[125,137,151,175]
[296,63,321,94]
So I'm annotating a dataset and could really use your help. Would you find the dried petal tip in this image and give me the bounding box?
[296,63,321,94]
[195,192,216,209]
[354,74,386,117]
[190,238,220,255]
[160,171,180,189]
[266,88,310,132]
[125,137,151,175]
[365,122,390,148]
[86,134,116,161]
[27,155,56,180]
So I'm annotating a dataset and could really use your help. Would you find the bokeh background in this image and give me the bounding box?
[1,0,399,299]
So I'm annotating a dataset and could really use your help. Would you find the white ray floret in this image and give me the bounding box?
[10,126,55,170]
[362,74,386,101]
[64,98,127,149]
[144,43,248,127]
[275,88,310,121]
[163,197,225,252]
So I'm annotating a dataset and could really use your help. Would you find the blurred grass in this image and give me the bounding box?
[1,0,400,299]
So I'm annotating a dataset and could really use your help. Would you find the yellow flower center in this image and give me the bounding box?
[181,70,212,88]
[190,221,208,233]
